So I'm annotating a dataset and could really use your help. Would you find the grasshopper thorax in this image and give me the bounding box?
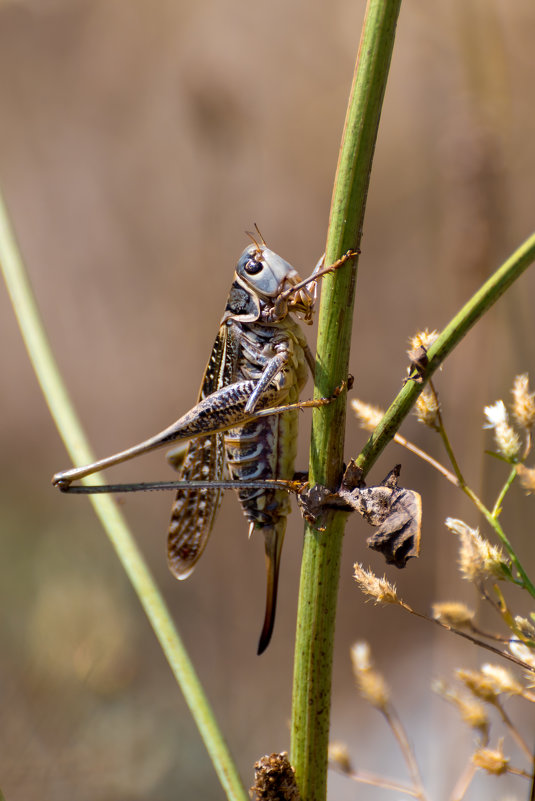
[221,244,315,326]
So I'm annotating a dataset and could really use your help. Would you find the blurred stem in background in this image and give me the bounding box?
[0,190,249,801]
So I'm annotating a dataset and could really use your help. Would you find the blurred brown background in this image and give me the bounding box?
[1,0,534,799]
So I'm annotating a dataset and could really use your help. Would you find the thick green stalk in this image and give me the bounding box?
[0,190,248,801]
[290,2,403,799]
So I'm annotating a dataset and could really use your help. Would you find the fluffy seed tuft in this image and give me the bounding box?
[408,329,439,352]
[456,668,500,703]
[516,464,535,494]
[480,664,523,696]
[508,640,535,671]
[483,400,521,461]
[353,563,399,604]
[514,615,535,639]
[432,601,474,628]
[350,642,390,710]
[328,742,352,774]
[433,679,489,737]
[472,744,509,775]
[415,387,440,428]
[446,518,509,583]
[511,373,535,430]
[351,399,385,432]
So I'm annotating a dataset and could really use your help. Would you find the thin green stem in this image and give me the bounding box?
[356,232,535,476]
[392,403,535,597]
[438,424,465,484]
[290,2,403,799]
[456,480,535,599]
[0,189,248,801]
[431,385,533,595]
[492,465,518,518]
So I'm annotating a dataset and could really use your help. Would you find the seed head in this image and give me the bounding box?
[472,743,509,775]
[432,601,474,628]
[328,742,352,774]
[353,563,399,604]
[415,387,440,429]
[511,373,535,430]
[433,679,489,737]
[483,400,521,461]
[513,615,535,639]
[351,399,385,431]
[508,640,535,671]
[408,329,439,352]
[446,518,509,583]
[516,464,535,494]
[350,642,390,710]
[480,664,523,696]
[456,668,500,703]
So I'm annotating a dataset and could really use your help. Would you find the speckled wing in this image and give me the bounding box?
[167,325,237,579]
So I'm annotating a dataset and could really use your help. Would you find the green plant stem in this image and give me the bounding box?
[435,430,535,596]
[468,487,535,599]
[391,403,534,596]
[0,190,248,801]
[356,231,535,475]
[435,411,534,596]
[354,232,535,598]
[414,380,534,596]
[492,465,518,518]
[290,2,403,799]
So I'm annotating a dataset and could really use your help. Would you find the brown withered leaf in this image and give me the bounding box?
[295,463,422,568]
[339,462,422,568]
[404,344,429,385]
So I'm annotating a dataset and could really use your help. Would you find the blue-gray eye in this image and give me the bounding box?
[244,257,263,275]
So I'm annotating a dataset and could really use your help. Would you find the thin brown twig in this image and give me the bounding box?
[448,760,477,801]
[397,601,535,674]
[495,700,532,761]
[392,431,459,486]
[330,764,421,797]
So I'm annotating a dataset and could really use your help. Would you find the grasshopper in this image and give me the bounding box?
[53,232,356,653]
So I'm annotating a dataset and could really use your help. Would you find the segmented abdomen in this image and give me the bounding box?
[224,408,298,529]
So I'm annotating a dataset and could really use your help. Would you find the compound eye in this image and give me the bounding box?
[244,257,263,275]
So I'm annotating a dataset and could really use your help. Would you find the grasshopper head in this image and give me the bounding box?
[222,244,315,324]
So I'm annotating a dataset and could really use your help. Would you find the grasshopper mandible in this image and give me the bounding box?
[53,232,356,653]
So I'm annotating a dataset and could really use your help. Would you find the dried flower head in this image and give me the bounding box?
[251,752,300,801]
[516,464,535,494]
[328,742,352,774]
[508,640,535,671]
[456,668,500,703]
[483,400,521,461]
[433,679,489,738]
[350,642,390,710]
[480,664,523,696]
[351,399,385,432]
[432,601,475,628]
[408,329,439,352]
[513,615,535,639]
[415,387,440,429]
[511,373,535,430]
[472,743,509,775]
[446,518,509,583]
[353,563,399,605]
